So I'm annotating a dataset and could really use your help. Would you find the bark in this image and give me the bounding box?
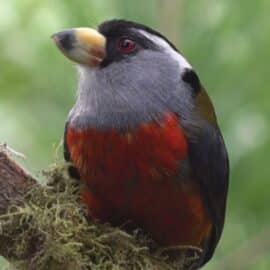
[0,150,35,214]
[0,148,37,259]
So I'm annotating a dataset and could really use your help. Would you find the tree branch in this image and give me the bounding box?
[0,148,35,215]
[0,146,200,270]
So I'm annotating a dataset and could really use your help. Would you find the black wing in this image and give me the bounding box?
[64,121,80,180]
[188,120,229,266]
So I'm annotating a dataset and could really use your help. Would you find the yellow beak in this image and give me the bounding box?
[52,28,106,66]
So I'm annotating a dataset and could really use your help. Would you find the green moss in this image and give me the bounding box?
[0,164,201,270]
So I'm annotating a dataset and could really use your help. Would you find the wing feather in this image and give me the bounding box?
[187,120,229,266]
[64,122,81,180]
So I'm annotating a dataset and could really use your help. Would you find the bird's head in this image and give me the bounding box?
[52,19,215,130]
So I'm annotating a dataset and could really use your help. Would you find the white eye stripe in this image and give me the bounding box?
[136,29,192,73]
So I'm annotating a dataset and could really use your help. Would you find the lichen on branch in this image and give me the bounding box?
[0,147,200,270]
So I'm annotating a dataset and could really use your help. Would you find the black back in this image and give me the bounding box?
[187,120,229,266]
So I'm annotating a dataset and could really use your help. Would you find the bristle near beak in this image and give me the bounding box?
[52,28,106,66]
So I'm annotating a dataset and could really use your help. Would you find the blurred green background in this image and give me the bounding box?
[0,0,269,269]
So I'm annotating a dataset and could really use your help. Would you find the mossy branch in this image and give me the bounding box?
[0,146,201,270]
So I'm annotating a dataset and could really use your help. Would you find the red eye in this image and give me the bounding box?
[118,38,136,53]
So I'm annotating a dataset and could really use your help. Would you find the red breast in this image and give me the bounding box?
[66,113,212,246]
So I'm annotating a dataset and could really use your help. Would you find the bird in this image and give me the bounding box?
[52,19,229,268]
